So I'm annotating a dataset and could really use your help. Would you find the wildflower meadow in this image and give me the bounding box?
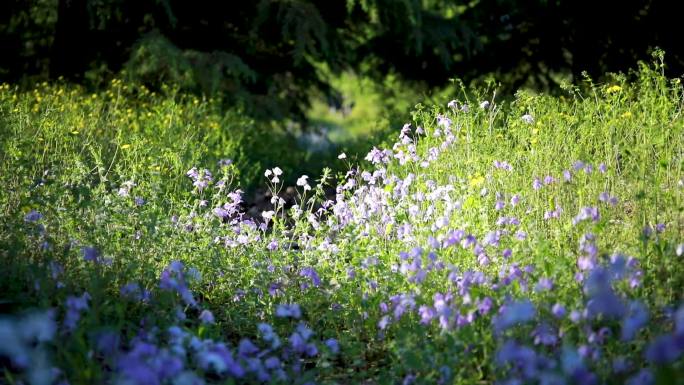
[1,58,683,385]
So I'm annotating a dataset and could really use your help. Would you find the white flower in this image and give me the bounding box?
[296,175,309,186]
[264,169,272,177]
[262,210,275,220]
[297,175,311,191]
[447,100,458,109]
[117,180,136,197]
[272,167,283,176]
[338,152,347,159]
[290,204,302,218]
[521,114,535,124]
[480,101,490,109]
[677,243,684,257]
[270,196,285,205]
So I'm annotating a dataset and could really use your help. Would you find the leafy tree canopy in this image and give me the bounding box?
[2,0,682,119]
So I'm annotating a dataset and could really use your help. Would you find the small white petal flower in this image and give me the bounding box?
[262,210,275,220]
[521,114,535,124]
[296,175,309,187]
[480,101,490,109]
[264,169,272,177]
[273,167,283,176]
[447,100,458,109]
[338,153,347,159]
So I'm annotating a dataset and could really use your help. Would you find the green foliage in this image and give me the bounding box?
[0,78,343,201]
[3,0,683,121]
[125,32,257,102]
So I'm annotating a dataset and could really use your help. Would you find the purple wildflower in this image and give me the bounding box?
[299,267,321,287]
[478,297,494,315]
[612,357,630,373]
[572,160,585,171]
[275,304,302,319]
[626,369,654,385]
[621,301,649,341]
[186,167,213,191]
[531,323,558,346]
[24,210,43,222]
[238,338,259,356]
[573,206,600,225]
[552,303,566,318]
[418,305,435,324]
[64,292,90,332]
[378,315,391,330]
[534,278,553,292]
[199,309,215,324]
[325,338,340,354]
[645,334,683,364]
[532,178,542,190]
[563,170,572,182]
[82,246,99,262]
[494,300,535,332]
[258,323,281,349]
[159,261,197,307]
[120,282,149,302]
[496,340,538,378]
[642,225,653,238]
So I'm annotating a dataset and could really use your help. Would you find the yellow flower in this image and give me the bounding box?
[607,85,622,94]
[121,144,131,149]
[621,111,632,118]
[469,175,485,187]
